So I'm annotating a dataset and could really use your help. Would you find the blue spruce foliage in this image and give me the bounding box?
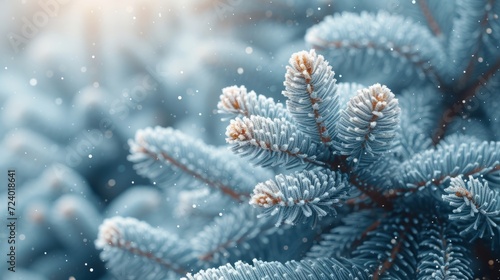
[95,1,500,279]
[2,1,500,279]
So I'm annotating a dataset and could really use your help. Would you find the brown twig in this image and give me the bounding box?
[138,147,247,201]
[456,0,494,89]
[327,155,394,210]
[198,222,275,262]
[383,164,500,199]
[350,219,383,251]
[372,216,415,280]
[432,58,500,145]
[418,0,442,36]
[310,37,447,89]
[103,225,188,275]
[373,232,405,280]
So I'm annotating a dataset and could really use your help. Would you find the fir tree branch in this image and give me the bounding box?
[134,145,244,201]
[450,0,499,86]
[283,49,339,145]
[129,127,269,201]
[226,116,330,168]
[335,83,400,168]
[461,56,500,106]
[306,12,447,87]
[307,210,385,259]
[101,225,187,275]
[417,219,473,279]
[192,206,275,266]
[249,169,350,226]
[442,176,500,242]
[394,87,441,159]
[353,219,383,250]
[353,210,418,279]
[184,258,369,280]
[312,39,445,86]
[388,141,500,198]
[386,164,500,199]
[96,217,193,278]
[373,233,405,280]
[218,85,291,121]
